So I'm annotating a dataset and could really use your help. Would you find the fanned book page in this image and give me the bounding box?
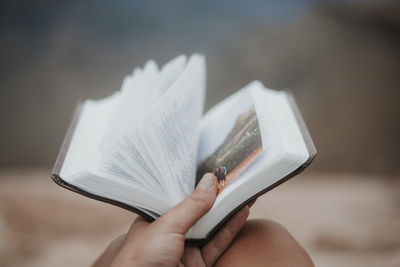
[51,54,316,245]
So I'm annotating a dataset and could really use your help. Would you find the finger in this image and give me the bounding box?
[157,173,217,234]
[182,247,206,267]
[248,198,257,208]
[125,216,150,242]
[201,205,250,266]
[130,216,150,230]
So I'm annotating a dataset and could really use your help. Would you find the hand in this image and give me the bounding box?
[93,173,252,267]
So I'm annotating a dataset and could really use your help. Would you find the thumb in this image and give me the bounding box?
[157,173,218,234]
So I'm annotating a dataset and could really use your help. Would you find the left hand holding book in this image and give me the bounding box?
[93,173,250,267]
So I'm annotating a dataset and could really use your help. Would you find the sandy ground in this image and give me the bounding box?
[0,169,399,267]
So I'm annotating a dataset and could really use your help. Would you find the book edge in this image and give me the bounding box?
[50,102,157,221]
[285,91,317,157]
[52,102,84,176]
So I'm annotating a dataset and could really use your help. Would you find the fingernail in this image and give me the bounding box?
[198,173,216,190]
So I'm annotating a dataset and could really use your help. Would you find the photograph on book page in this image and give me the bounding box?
[196,90,263,194]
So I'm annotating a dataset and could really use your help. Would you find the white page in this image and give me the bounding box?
[98,63,165,194]
[141,54,206,204]
[99,56,189,198]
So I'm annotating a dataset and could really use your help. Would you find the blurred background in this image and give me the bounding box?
[0,0,399,266]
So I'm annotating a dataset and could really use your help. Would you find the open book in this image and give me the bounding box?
[51,54,316,245]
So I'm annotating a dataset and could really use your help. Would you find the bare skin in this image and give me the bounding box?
[93,173,314,267]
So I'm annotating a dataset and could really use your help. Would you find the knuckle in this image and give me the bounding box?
[221,225,235,239]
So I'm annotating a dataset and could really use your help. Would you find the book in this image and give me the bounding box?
[51,54,316,245]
